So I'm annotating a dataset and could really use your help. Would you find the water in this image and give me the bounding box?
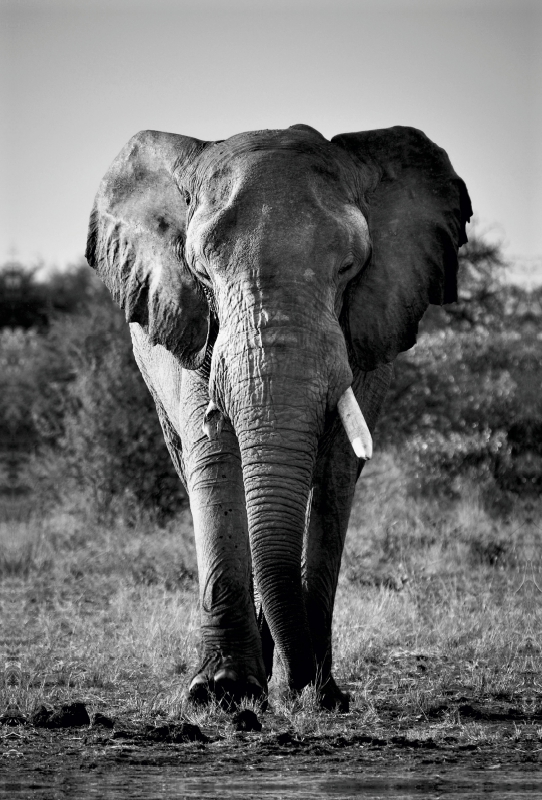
[2,768,542,799]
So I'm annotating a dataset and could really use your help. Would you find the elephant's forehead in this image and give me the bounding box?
[198,128,337,170]
[187,189,369,275]
[192,137,357,204]
[192,153,356,235]
[186,138,368,264]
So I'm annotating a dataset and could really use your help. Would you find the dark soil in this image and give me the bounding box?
[2,696,541,798]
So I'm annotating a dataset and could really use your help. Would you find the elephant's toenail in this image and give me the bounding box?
[214,667,238,685]
[188,674,210,703]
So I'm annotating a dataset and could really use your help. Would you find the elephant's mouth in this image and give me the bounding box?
[203,383,373,461]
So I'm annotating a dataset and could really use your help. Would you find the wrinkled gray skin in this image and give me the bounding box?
[86,124,471,710]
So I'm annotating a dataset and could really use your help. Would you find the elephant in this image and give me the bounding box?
[86,123,471,710]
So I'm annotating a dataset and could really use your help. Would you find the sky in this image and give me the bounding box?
[2,0,541,278]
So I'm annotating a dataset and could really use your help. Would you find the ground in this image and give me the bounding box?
[2,698,541,797]
[1,454,540,796]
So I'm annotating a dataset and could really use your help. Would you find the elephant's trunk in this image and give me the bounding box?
[211,325,352,690]
[237,416,317,689]
[234,372,325,690]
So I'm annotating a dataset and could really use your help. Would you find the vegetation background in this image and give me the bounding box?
[0,236,540,739]
[1,232,539,524]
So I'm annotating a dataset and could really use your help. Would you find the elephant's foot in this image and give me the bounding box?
[317,675,350,712]
[188,651,267,710]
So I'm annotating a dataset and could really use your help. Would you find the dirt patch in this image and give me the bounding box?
[2,696,541,796]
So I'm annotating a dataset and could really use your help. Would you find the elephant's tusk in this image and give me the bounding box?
[337,387,373,460]
[202,400,225,441]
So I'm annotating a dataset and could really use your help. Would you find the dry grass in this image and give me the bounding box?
[1,507,199,720]
[1,450,538,742]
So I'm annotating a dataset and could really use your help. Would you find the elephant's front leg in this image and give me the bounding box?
[303,428,359,712]
[303,365,393,711]
[180,370,266,704]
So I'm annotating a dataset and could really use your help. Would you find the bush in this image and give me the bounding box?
[377,235,541,502]
[35,302,187,521]
[1,263,187,522]
[380,328,519,441]
[408,429,506,499]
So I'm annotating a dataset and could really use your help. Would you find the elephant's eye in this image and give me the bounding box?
[338,261,355,276]
[193,260,210,281]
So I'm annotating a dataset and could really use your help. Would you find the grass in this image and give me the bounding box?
[1,450,538,745]
[334,453,536,731]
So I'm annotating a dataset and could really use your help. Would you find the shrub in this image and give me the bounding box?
[1,263,187,522]
[408,429,507,499]
[33,302,187,521]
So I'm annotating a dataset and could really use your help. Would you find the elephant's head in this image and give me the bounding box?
[86,124,471,689]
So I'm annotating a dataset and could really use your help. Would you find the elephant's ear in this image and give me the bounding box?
[331,126,472,371]
[86,130,210,368]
